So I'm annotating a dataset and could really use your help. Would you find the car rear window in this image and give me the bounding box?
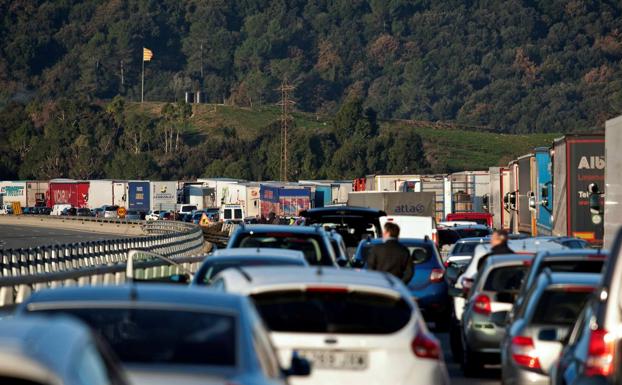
[455,228,491,238]
[452,242,480,256]
[483,266,527,292]
[30,308,236,366]
[531,289,594,326]
[196,258,306,285]
[540,260,604,274]
[235,233,332,266]
[252,291,411,334]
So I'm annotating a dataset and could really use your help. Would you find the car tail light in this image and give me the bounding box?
[412,329,441,359]
[473,294,491,315]
[511,336,541,371]
[585,329,615,377]
[432,230,438,245]
[429,268,444,283]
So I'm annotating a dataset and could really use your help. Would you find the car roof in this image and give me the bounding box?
[537,272,602,288]
[216,266,407,297]
[535,248,609,261]
[234,224,326,235]
[300,206,387,218]
[22,284,247,311]
[440,224,490,230]
[484,254,533,268]
[455,237,490,243]
[212,248,306,260]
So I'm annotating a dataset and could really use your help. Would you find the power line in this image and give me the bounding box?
[276,79,295,181]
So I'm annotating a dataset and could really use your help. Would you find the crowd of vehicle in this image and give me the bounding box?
[1,204,621,385]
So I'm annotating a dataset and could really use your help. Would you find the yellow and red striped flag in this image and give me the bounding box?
[143,47,154,62]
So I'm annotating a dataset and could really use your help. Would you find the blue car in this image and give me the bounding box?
[352,237,449,329]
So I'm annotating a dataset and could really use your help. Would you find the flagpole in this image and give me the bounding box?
[141,55,145,104]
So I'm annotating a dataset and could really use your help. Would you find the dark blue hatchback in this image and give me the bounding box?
[352,237,450,329]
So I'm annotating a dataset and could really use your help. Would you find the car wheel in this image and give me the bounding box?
[461,346,484,377]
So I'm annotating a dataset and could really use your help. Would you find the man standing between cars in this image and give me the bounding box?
[477,229,514,271]
[367,222,414,283]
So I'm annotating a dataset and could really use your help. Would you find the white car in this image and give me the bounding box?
[145,210,164,221]
[212,266,450,385]
[51,203,72,216]
[0,316,128,385]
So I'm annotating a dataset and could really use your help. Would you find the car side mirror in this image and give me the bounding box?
[490,311,509,327]
[168,273,190,284]
[351,259,365,269]
[337,258,348,267]
[538,328,563,342]
[285,353,311,377]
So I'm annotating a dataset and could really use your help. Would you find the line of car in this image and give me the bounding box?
[3,205,621,385]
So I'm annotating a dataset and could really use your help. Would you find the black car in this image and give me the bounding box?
[76,207,92,217]
[228,224,340,266]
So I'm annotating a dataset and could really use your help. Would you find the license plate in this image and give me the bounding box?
[296,350,368,370]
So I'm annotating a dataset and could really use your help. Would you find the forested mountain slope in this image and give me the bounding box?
[1,0,621,132]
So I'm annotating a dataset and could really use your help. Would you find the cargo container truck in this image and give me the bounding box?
[450,171,490,213]
[0,181,27,207]
[534,147,553,236]
[197,178,245,207]
[25,181,48,207]
[417,175,452,223]
[364,174,421,192]
[516,153,535,235]
[128,181,151,213]
[330,181,353,204]
[150,181,177,212]
[47,180,90,208]
[245,184,261,218]
[259,184,311,217]
[551,134,605,246]
[604,116,621,248]
[347,191,435,217]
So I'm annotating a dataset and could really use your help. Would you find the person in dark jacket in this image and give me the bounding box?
[477,229,514,271]
[367,222,414,283]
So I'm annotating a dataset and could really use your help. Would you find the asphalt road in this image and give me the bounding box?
[0,224,128,250]
[436,332,500,385]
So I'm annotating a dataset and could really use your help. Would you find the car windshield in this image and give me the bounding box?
[483,265,527,292]
[452,242,481,256]
[195,258,305,285]
[252,290,411,334]
[235,233,333,266]
[29,307,236,367]
[531,289,594,326]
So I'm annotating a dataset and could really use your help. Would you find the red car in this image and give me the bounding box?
[446,212,493,227]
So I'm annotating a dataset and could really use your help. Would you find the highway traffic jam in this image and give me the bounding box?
[0,129,620,385]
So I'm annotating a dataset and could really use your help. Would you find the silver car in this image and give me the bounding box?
[0,316,128,385]
[18,284,310,385]
[500,272,600,385]
[460,254,532,376]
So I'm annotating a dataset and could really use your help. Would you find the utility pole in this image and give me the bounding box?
[276,79,295,182]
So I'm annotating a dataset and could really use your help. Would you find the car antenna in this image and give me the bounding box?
[235,266,252,282]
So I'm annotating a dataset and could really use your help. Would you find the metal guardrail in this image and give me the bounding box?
[0,218,207,306]
[201,222,238,248]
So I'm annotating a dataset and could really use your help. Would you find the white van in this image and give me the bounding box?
[176,204,198,215]
[219,204,244,222]
[51,204,72,216]
[380,215,437,241]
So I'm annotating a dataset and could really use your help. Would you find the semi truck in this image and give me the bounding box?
[150,181,177,212]
[516,153,535,235]
[551,134,605,246]
[534,147,553,236]
[128,181,151,213]
[87,180,128,209]
[488,167,511,230]
[260,184,312,218]
[347,191,435,217]
[604,117,621,249]
[47,180,90,208]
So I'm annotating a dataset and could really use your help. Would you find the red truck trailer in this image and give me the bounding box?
[47,180,90,208]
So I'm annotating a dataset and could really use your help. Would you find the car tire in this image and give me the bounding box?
[461,346,484,377]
